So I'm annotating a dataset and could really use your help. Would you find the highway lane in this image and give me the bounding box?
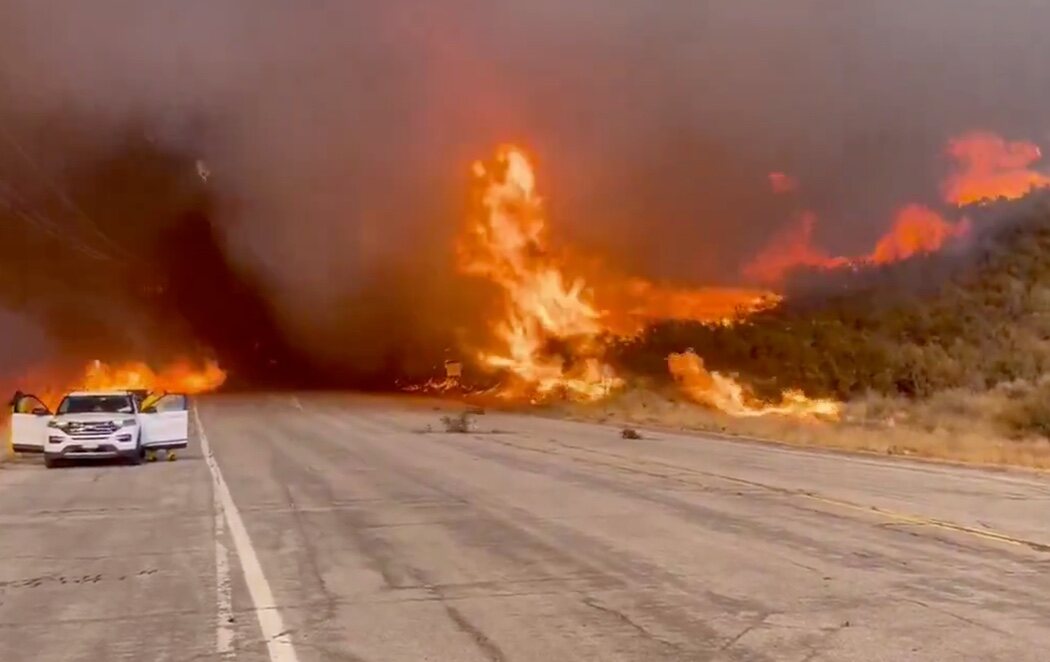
[0,419,266,661]
[2,393,1049,661]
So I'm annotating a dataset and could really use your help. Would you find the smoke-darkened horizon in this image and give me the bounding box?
[2,1,1049,387]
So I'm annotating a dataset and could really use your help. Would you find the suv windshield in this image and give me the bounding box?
[57,395,134,415]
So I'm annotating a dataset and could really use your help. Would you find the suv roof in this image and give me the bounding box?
[64,391,135,398]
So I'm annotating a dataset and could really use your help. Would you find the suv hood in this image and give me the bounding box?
[53,413,135,424]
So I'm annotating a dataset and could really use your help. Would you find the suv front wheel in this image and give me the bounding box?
[126,435,144,466]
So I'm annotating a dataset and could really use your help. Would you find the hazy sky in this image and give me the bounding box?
[1,1,1048,375]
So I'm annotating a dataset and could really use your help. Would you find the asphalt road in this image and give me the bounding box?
[2,394,1049,661]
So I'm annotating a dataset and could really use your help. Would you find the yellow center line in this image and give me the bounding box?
[798,492,1048,552]
[491,435,1050,554]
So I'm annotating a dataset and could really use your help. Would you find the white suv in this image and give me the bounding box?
[9,390,189,468]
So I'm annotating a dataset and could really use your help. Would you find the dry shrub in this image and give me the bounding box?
[879,389,996,435]
[441,411,476,433]
[994,380,1050,438]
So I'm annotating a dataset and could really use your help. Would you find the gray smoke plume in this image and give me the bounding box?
[1,1,1048,383]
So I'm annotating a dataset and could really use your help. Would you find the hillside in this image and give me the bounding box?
[612,194,1050,439]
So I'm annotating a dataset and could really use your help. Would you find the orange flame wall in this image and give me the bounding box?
[15,359,227,410]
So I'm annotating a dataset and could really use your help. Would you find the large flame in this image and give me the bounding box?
[451,145,834,415]
[459,146,618,401]
[80,359,227,395]
[668,351,840,420]
[458,146,773,402]
[943,132,1050,206]
[20,359,227,410]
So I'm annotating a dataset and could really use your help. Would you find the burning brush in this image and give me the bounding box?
[457,145,623,402]
[412,132,1050,420]
[17,359,227,410]
[411,143,845,419]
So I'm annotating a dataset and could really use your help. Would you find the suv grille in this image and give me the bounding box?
[65,421,120,439]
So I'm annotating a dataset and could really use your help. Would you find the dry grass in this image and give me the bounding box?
[545,387,1050,471]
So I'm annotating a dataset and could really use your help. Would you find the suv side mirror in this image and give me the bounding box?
[32,406,49,416]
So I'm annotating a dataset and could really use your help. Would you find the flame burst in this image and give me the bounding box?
[455,145,825,415]
[668,351,840,420]
[80,359,227,395]
[22,359,227,410]
[444,133,1046,417]
[459,146,773,402]
[943,132,1050,206]
[459,146,619,401]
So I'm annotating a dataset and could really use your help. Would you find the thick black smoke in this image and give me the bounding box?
[1,1,1048,387]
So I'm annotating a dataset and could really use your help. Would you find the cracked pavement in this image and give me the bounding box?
[2,393,1049,661]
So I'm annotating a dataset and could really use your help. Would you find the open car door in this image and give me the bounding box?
[9,392,51,454]
[139,393,189,449]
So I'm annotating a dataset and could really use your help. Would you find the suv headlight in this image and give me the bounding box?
[117,419,137,428]
[46,420,61,429]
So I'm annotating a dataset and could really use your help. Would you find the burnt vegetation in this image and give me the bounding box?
[614,195,1050,435]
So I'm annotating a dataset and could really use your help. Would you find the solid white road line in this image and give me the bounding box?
[214,494,235,658]
[195,405,301,662]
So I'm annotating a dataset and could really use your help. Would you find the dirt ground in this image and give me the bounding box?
[533,388,1050,471]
